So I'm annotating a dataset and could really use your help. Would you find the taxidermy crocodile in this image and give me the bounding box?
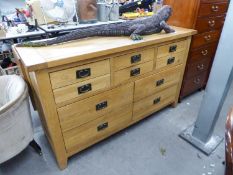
[17,5,175,47]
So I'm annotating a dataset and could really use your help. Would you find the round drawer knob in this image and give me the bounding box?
[208,20,215,27]
[212,5,219,12]
[204,35,212,41]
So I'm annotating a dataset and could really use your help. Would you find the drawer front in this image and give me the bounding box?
[155,51,185,71]
[181,71,208,97]
[113,48,154,71]
[113,61,153,86]
[185,58,211,79]
[157,40,187,58]
[191,30,221,49]
[53,74,110,105]
[133,85,177,121]
[198,2,228,17]
[64,105,132,154]
[58,83,134,132]
[134,65,182,101]
[50,59,110,89]
[195,15,225,33]
[189,42,217,63]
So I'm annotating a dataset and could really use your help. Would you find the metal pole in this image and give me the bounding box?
[180,0,233,155]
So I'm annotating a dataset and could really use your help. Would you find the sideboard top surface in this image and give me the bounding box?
[13,26,196,72]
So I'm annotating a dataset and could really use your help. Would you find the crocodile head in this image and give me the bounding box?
[156,5,172,22]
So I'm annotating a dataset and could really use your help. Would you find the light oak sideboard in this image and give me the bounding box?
[13,27,196,169]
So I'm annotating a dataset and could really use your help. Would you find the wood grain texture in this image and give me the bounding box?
[133,85,177,121]
[50,59,110,89]
[112,48,154,71]
[32,70,68,170]
[58,83,134,132]
[113,61,153,86]
[134,65,182,102]
[13,27,196,72]
[53,74,110,105]
[157,40,187,58]
[64,104,133,155]
[13,28,195,169]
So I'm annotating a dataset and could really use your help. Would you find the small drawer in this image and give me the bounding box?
[50,59,110,89]
[63,105,132,154]
[198,2,228,17]
[189,42,217,63]
[113,61,153,86]
[195,15,225,33]
[157,40,187,58]
[155,51,185,71]
[181,71,208,97]
[57,83,134,132]
[191,30,221,49]
[134,65,182,101]
[186,59,211,78]
[53,74,110,105]
[112,48,154,71]
[133,85,177,121]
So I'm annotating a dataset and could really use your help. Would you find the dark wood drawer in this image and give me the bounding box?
[198,2,228,17]
[201,0,228,3]
[196,15,225,33]
[181,71,208,97]
[189,42,218,63]
[185,58,211,79]
[191,30,221,49]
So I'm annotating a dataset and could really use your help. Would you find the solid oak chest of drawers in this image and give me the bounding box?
[164,0,229,100]
[13,27,195,169]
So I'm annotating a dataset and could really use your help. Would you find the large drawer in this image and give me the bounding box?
[155,50,185,71]
[113,61,153,86]
[133,85,177,121]
[63,104,132,155]
[191,30,221,49]
[181,71,208,97]
[50,59,110,89]
[58,83,134,132]
[188,42,217,63]
[198,2,228,17]
[185,58,212,79]
[195,15,225,33]
[157,40,187,58]
[53,74,110,105]
[112,48,154,71]
[134,65,182,102]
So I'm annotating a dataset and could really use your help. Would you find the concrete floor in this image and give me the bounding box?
[0,83,233,175]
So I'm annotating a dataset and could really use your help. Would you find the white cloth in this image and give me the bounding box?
[0,75,33,164]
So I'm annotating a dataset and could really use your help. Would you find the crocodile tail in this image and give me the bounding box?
[17,27,100,47]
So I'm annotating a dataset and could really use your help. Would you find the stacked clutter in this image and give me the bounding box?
[0,42,19,75]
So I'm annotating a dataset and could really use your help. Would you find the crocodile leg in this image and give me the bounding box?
[160,21,175,33]
[129,24,146,41]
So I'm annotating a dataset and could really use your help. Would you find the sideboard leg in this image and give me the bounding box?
[30,139,42,156]
[57,157,68,170]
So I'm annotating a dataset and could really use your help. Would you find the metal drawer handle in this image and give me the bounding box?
[130,68,141,77]
[204,35,212,41]
[201,50,208,56]
[131,54,141,64]
[208,20,215,27]
[193,78,201,85]
[169,45,177,53]
[212,5,219,12]
[156,79,165,86]
[154,97,161,104]
[76,68,91,79]
[197,64,204,70]
[167,57,175,65]
[96,101,108,111]
[97,122,108,132]
[77,83,92,94]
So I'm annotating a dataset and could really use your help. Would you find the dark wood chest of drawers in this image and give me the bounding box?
[164,0,229,100]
